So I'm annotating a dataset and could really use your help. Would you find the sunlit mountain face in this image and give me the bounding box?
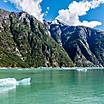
[0,8,103,67]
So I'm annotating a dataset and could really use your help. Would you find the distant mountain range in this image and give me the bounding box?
[45,20,104,67]
[0,9,104,67]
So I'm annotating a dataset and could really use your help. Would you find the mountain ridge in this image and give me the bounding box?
[0,9,104,67]
[46,20,104,67]
[0,9,73,67]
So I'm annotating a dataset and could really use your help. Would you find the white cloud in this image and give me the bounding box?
[45,7,50,14]
[43,6,50,18]
[3,0,8,3]
[80,21,102,28]
[56,0,104,28]
[47,7,50,11]
[8,0,43,22]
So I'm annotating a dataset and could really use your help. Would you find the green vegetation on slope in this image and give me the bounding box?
[0,9,73,67]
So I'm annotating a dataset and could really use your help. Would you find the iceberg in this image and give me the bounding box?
[0,78,31,93]
[0,78,17,87]
[17,78,31,85]
[0,78,31,87]
[76,68,87,72]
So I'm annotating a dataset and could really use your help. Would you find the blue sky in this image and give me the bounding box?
[41,0,72,20]
[0,0,104,30]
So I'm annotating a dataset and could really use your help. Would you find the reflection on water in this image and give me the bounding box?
[0,69,104,104]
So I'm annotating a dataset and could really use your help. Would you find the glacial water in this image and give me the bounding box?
[0,68,104,104]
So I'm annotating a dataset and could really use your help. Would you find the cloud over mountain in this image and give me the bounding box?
[56,0,104,28]
[3,0,104,28]
[7,0,43,22]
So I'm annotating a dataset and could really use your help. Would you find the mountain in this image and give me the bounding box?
[46,20,104,67]
[0,9,73,67]
[0,8,104,68]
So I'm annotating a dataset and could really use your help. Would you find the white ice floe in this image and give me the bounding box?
[17,78,31,86]
[0,78,31,93]
[76,68,87,72]
[0,78,31,87]
[0,78,17,87]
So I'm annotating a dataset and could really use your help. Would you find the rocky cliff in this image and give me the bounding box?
[0,9,73,67]
[0,9,104,68]
[47,21,104,67]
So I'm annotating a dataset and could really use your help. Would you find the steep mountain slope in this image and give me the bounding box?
[0,9,73,67]
[46,21,104,67]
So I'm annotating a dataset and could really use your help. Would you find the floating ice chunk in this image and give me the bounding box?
[0,78,31,87]
[0,78,17,87]
[0,78,31,93]
[17,78,31,86]
[76,68,87,72]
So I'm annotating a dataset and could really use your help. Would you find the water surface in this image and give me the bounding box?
[0,68,104,104]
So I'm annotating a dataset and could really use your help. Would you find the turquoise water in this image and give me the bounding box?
[0,68,104,104]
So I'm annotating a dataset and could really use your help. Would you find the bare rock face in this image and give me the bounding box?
[47,21,104,67]
[0,9,73,67]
